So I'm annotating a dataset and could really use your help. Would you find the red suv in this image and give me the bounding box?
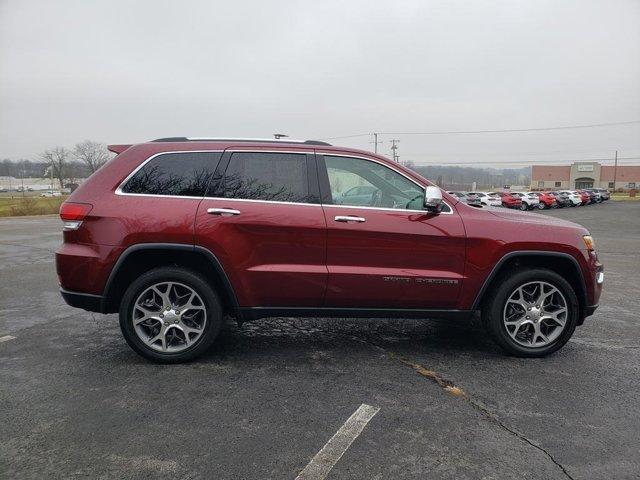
[535,192,558,209]
[491,192,523,209]
[56,138,603,362]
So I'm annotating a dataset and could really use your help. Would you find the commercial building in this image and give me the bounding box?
[531,162,640,191]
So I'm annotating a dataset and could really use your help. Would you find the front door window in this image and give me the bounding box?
[324,155,425,210]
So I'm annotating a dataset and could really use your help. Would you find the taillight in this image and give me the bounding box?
[59,202,93,231]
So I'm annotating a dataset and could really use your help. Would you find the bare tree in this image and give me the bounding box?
[73,140,110,174]
[41,147,70,190]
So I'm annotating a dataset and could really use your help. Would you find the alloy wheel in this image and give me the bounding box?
[502,281,568,347]
[132,282,207,353]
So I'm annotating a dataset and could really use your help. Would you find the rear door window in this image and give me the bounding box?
[217,152,317,203]
[121,152,222,197]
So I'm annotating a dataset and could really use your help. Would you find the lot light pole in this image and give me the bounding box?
[613,150,618,191]
[370,133,382,153]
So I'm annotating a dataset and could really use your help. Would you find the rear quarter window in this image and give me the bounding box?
[121,152,222,197]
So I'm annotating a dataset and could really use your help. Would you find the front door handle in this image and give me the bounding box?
[207,207,241,216]
[334,215,366,223]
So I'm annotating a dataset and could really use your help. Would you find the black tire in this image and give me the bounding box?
[537,203,545,210]
[482,268,579,357]
[519,203,528,211]
[119,267,223,363]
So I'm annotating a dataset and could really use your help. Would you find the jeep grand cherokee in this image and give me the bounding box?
[56,137,603,363]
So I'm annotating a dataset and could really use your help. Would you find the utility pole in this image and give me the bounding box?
[390,139,400,163]
[370,133,382,153]
[613,150,618,191]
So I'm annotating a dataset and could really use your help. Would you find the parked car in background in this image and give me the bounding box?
[584,189,603,203]
[468,192,502,207]
[578,189,598,204]
[446,191,482,207]
[335,185,378,206]
[40,191,62,197]
[532,192,557,209]
[557,190,583,206]
[489,191,523,209]
[575,190,590,205]
[591,188,610,201]
[546,191,572,208]
[511,192,540,210]
[56,137,603,361]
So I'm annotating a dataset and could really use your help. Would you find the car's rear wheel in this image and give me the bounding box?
[519,203,528,211]
[119,267,223,363]
[537,203,545,210]
[483,269,579,357]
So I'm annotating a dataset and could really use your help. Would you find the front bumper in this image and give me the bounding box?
[585,304,599,316]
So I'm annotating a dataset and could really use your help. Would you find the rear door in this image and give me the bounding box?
[318,153,466,309]
[194,149,327,307]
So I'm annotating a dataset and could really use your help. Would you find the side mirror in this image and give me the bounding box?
[424,185,443,213]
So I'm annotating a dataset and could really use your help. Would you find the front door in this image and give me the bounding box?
[194,149,327,307]
[318,154,466,309]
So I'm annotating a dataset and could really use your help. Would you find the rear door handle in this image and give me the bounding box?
[207,208,241,216]
[334,215,366,223]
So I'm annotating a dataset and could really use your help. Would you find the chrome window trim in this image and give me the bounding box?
[114,148,454,214]
[323,203,452,215]
[115,150,224,197]
[318,152,453,215]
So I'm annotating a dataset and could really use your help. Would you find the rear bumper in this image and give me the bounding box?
[60,288,105,313]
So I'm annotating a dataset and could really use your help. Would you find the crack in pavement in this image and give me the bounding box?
[351,335,577,480]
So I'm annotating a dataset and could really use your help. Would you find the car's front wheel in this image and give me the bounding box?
[537,203,546,210]
[119,267,223,363]
[519,203,528,211]
[483,268,579,357]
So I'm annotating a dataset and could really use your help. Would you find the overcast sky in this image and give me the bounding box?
[1,0,639,166]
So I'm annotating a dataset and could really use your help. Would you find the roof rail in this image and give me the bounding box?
[151,137,332,146]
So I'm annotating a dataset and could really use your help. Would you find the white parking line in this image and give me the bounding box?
[0,335,16,343]
[295,403,380,480]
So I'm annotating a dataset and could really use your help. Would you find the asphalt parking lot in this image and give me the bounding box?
[1,201,639,480]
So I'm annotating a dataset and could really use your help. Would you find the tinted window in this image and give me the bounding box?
[122,152,221,196]
[220,152,313,203]
[324,155,424,210]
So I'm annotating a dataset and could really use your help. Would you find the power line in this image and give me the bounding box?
[320,120,640,140]
[321,132,371,140]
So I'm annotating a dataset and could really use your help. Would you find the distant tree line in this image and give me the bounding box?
[0,141,111,189]
[405,162,530,189]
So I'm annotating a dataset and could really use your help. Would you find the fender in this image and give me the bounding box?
[470,250,588,311]
[101,243,239,313]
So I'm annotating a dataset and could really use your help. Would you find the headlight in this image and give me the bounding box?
[583,235,595,251]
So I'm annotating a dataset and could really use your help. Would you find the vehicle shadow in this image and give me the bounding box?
[198,316,503,363]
